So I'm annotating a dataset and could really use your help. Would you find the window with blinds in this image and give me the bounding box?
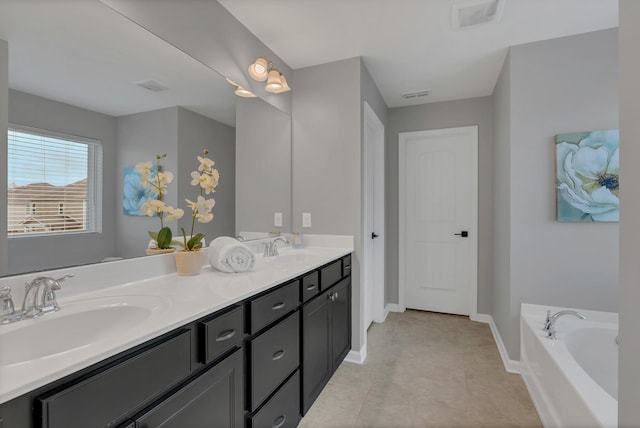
[7,125,102,237]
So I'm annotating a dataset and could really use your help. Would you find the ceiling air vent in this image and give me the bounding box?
[402,90,430,99]
[134,79,169,92]
[452,0,504,30]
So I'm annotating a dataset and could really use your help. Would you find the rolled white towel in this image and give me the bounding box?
[208,236,255,273]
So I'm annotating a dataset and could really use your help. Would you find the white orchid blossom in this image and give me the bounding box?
[136,154,182,249]
[198,155,215,172]
[139,150,219,252]
[180,150,219,250]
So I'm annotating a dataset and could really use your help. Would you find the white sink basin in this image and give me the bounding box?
[0,295,169,367]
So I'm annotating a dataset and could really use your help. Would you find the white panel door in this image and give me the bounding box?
[400,126,477,315]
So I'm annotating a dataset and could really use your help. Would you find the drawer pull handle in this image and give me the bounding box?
[272,349,286,360]
[216,329,236,341]
[306,284,317,291]
[273,415,286,428]
[272,302,285,310]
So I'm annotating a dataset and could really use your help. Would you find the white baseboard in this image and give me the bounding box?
[473,313,520,374]
[344,343,367,365]
[382,303,403,321]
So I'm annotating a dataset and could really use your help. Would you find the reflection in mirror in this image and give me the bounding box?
[236,97,292,237]
[0,0,291,276]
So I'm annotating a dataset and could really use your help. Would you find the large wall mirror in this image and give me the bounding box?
[0,0,292,276]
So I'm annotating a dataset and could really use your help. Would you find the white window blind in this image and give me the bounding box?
[7,125,102,237]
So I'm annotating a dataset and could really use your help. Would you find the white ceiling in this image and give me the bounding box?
[218,0,618,108]
[0,0,237,126]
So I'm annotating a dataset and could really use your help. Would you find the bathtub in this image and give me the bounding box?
[520,303,618,428]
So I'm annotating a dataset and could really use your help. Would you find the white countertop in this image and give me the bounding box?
[0,242,352,404]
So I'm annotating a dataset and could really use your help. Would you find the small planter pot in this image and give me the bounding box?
[174,250,204,276]
[146,248,176,256]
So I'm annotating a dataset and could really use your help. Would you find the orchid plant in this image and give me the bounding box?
[181,149,219,251]
[136,154,184,249]
[136,150,219,252]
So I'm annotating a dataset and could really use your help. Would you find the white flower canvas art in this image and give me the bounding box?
[556,129,619,222]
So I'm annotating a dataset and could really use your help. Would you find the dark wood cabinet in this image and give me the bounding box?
[38,331,192,428]
[135,349,244,428]
[330,277,352,370]
[0,253,352,428]
[249,371,301,428]
[301,287,332,414]
[301,274,351,415]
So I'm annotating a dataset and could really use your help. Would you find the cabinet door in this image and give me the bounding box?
[39,331,192,428]
[135,349,244,428]
[331,277,352,371]
[301,290,331,415]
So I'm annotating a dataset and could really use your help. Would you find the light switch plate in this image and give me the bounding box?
[274,212,283,227]
[302,212,312,228]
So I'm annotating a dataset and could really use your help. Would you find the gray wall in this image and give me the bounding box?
[116,107,179,258]
[492,28,619,359]
[386,97,494,313]
[236,97,291,233]
[619,1,640,425]
[177,107,235,242]
[292,57,365,352]
[491,52,513,358]
[0,40,7,275]
[7,89,118,274]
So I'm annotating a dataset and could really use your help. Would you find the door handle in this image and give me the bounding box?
[371,232,379,239]
[454,231,469,238]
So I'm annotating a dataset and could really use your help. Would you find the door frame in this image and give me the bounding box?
[398,126,478,318]
[362,101,385,327]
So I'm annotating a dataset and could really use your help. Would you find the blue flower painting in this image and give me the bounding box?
[123,166,157,216]
[556,130,619,222]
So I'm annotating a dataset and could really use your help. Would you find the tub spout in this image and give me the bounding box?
[544,310,586,340]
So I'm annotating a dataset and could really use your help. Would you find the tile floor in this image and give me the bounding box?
[299,310,542,428]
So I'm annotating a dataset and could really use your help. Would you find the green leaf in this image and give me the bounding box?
[187,233,205,250]
[170,239,185,247]
[148,231,158,241]
[156,227,172,249]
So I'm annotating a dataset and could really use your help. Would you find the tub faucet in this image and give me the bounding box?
[543,310,586,340]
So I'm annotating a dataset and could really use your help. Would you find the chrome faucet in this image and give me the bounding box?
[0,287,17,323]
[20,274,73,319]
[263,237,289,257]
[543,309,586,340]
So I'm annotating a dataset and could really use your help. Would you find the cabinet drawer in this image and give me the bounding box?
[39,331,192,428]
[250,371,301,428]
[249,280,298,334]
[199,306,243,364]
[320,259,342,291]
[249,311,300,411]
[343,254,352,276]
[300,271,319,303]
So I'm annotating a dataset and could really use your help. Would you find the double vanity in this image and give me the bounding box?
[0,240,353,427]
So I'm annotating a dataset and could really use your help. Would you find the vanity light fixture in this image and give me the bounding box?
[248,57,291,94]
[225,77,257,98]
